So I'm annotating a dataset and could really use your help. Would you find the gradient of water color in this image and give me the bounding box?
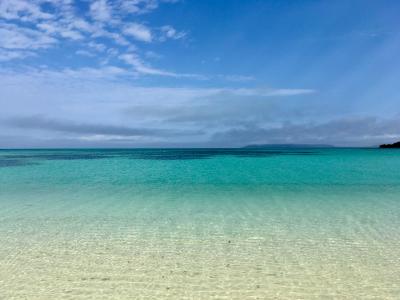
[1,148,400,299]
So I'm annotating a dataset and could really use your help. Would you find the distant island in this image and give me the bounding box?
[243,144,334,148]
[379,141,400,148]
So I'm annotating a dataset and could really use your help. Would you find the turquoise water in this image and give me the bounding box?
[1,148,400,299]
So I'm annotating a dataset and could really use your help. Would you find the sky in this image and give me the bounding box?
[1,0,400,148]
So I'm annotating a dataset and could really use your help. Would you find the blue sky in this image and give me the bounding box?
[1,0,399,147]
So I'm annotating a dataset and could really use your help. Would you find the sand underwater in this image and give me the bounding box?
[1,148,400,299]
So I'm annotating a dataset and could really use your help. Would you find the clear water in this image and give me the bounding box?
[1,148,400,299]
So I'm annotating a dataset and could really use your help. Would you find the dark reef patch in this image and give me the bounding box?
[0,148,320,166]
[0,159,37,168]
[124,149,319,160]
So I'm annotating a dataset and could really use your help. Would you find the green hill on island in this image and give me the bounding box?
[380,141,400,148]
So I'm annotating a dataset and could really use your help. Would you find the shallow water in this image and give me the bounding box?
[1,148,400,299]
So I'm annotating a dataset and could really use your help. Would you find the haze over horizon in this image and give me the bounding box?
[1,0,400,148]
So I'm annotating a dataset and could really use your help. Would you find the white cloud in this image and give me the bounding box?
[118,53,206,78]
[119,53,175,75]
[90,28,130,45]
[70,19,94,33]
[75,50,95,57]
[216,74,255,82]
[106,48,119,56]
[43,66,135,80]
[36,22,58,34]
[0,68,313,98]
[88,42,107,52]
[118,0,142,14]
[90,0,112,22]
[59,29,84,40]
[123,23,152,42]
[0,0,53,22]
[0,24,57,49]
[0,0,252,82]
[210,117,400,147]
[0,67,322,146]
[160,25,186,41]
[37,22,84,40]
[227,88,315,97]
[0,0,189,78]
[0,49,35,61]
[117,0,162,15]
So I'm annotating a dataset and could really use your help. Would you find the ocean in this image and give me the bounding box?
[1,148,399,299]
